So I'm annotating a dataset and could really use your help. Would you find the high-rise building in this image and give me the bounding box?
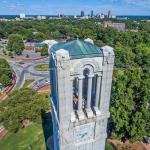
[81,11,85,17]
[91,10,94,18]
[108,10,111,18]
[50,39,115,150]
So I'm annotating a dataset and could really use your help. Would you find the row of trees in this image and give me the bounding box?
[0,19,150,43]
[0,58,12,86]
[1,19,149,56]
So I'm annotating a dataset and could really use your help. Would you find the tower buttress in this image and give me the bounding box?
[55,49,72,128]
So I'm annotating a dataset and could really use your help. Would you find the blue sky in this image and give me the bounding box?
[0,0,150,15]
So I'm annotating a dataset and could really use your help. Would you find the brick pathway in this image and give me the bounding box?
[15,56,47,62]
[0,129,8,140]
[0,74,16,101]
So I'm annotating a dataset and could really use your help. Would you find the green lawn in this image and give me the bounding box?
[0,123,46,150]
[23,80,35,88]
[34,64,49,71]
[105,142,116,150]
[18,62,25,65]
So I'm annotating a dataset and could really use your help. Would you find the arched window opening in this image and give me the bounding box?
[91,75,97,107]
[83,68,90,108]
[73,78,78,98]
[73,78,79,110]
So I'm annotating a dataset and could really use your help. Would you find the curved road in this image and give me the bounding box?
[8,57,49,90]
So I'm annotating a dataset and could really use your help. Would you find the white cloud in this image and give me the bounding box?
[1,0,8,3]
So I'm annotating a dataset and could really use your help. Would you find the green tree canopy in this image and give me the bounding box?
[7,34,24,55]
[40,45,48,56]
[110,44,150,142]
[0,88,50,132]
[0,58,12,86]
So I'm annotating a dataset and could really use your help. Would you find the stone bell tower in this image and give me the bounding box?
[49,39,115,150]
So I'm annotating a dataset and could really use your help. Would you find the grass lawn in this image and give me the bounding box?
[0,91,2,96]
[0,54,9,60]
[34,64,49,71]
[18,62,25,65]
[0,123,46,150]
[105,142,116,150]
[23,80,35,88]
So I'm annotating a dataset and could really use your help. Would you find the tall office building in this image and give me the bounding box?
[81,11,85,17]
[108,10,111,18]
[91,10,94,18]
[50,39,115,150]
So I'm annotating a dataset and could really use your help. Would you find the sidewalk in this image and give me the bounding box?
[0,129,8,140]
[15,56,47,62]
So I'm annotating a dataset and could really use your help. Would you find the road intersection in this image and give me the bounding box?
[8,57,50,90]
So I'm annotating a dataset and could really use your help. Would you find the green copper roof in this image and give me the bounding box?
[51,40,103,59]
[34,43,46,47]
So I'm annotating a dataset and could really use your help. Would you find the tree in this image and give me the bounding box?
[110,44,150,142]
[130,112,147,141]
[7,34,24,55]
[0,58,12,86]
[0,74,10,86]
[0,88,50,132]
[33,32,46,42]
[40,45,48,56]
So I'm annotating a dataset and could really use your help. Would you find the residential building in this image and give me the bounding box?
[37,16,46,20]
[24,42,47,51]
[104,21,126,31]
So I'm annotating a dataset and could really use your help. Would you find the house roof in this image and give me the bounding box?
[34,43,47,47]
[51,39,103,59]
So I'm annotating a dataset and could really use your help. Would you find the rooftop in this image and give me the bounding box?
[34,43,47,47]
[51,39,103,59]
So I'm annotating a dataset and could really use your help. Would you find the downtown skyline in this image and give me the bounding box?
[0,0,150,16]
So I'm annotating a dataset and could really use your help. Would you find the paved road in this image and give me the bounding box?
[8,57,49,90]
[30,76,50,89]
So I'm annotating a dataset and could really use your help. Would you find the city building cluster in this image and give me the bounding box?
[0,10,117,21]
[79,10,116,19]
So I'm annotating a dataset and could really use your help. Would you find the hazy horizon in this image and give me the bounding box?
[0,0,150,16]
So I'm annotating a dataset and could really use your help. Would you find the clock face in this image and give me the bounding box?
[75,123,95,142]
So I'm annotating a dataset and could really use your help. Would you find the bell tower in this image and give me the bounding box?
[50,39,115,150]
